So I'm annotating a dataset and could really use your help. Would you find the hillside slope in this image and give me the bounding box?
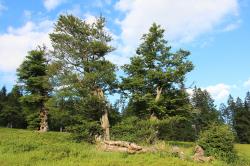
[0,128,249,166]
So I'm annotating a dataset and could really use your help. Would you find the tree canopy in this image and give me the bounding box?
[121,23,194,119]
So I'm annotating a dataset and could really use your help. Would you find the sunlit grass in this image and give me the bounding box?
[0,128,249,166]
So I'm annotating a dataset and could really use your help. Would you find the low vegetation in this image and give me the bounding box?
[1,128,250,166]
[197,124,236,162]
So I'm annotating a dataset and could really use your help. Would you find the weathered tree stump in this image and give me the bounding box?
[192,145,214,162]
[171,146,185,160]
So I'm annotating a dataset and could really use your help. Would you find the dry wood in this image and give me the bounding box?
[149,86,163,120]
[155,86,162,102]
[192,145,214,162]
[94,87,110,141]
[104,140,143,150]
[101,140,145,153]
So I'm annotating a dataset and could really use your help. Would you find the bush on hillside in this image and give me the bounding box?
[111,116,158,144]
[157,116,195,141]
[197,123,237,162]
[66,120,102,143]
[111,116,196,144]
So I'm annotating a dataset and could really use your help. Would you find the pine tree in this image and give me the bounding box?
[234,96,250,143]
[0,86,7,102]
[0,86,7,126]
[191,87,220,134]
[244,91,250,111]
[227,95,236,128]
[121,23,194,119]
[49,15,117,140]
[0,85,26,128]
[220,103,230,125]
[222,94,250,143]
[17,48,51,131]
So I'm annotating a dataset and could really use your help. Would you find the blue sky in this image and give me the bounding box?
[0,0,249,105]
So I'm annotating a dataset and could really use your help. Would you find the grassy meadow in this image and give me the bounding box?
[0,128,249,166]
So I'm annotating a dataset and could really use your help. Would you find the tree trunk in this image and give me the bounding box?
[39,105,48,132]
[150,86,162,120]
[7,122,13,128]
[94,87,110,141]
[101,108,110,140]
[155,86,162,102]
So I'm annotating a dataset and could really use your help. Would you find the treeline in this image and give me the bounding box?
[0,14,249,144]
[220,93,250,143]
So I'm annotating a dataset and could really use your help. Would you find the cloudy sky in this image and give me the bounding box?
[0,0,249,105]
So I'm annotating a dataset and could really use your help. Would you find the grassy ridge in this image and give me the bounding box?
[0,128,249,166]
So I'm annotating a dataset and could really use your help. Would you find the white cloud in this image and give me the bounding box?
[84,13,97,24]
[115,0,133,11]
[186,88,194,97]
[0,20,53,72]
[243,78,250,87]
[114,0,239,66]
[43,0,65,11]
[203,83,231,100]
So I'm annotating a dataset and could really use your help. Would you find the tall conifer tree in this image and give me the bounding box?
[17,48,50,131]
[121,23,193,119]
[49,15,117,140]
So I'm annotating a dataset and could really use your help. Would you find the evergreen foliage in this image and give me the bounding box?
[121,23,193,119]
[0,86,26,128]
[190,87,221,135]
[197,124,236,162]
[17,48,51,131]
[220,93,250,143]
[49,14,118,140]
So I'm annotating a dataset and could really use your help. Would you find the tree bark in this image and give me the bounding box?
[103,140,143,151]
[150,86,162,120]
[101,108,110,140]
[39,105,48,132]
[94,87,110,141]
[155,86,162,102]
[101,140,144,153]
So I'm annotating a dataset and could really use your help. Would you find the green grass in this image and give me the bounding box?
[0,128,249,166]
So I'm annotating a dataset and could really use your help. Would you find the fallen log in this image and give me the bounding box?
[100,140,144,153]
[103,140,143,150]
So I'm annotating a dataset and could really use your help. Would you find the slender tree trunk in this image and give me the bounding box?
[101,108,110,140]
[39,105,48,132]
[94,88,110,141]
[7,122,13,128]
[155,87,162,102]
[150,86,162,120]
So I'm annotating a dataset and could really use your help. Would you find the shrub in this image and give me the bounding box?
[157,116,195,141]
[111,116,158,144]
[111,116,196,144]
[66,120,102,143]
[197,123,237,162]
[26,112,40,130]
